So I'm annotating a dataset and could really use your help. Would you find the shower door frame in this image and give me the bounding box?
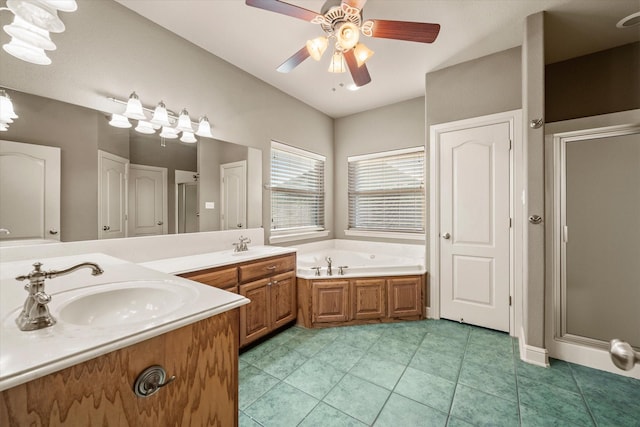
[545,109,640,378]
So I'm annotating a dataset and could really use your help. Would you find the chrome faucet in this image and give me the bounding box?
[0,228,10,235]
[15,261,104,331]
[325,256,333,276]
[233,235,251,252]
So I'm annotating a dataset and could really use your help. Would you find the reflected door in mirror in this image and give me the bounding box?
[98,150,128,239]
[128,164,168,237]
[221,160,247,230]
[0,140,60,242]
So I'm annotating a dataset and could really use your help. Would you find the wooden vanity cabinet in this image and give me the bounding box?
[0,310,239,427]
[179,265,238,294]
[178,253,296,348]
[238,254,297,347]
[298,274,425,328]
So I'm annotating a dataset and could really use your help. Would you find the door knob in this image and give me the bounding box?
[157,221,163,226]
[49,229,58,235]
[237,223,243,228]
[442,232,451,239]
[102,225,110,231]
[528,215,543,225]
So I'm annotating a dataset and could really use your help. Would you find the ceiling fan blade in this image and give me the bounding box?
[343,0,367,9]
[245,0,319,22]
[370,20,441,43]
[344,49,371,87]
[277,46,311,73]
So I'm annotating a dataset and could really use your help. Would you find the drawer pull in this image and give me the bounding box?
[266,265,277,271]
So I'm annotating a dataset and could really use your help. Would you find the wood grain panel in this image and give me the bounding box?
[180,266,238,290]
[238,254,295,283]
[312,280,350,323]
[0,310,239,427]
[271,271,297,329]
[239,278,271,346]
[388,276,423,318]
[351,279,386,320]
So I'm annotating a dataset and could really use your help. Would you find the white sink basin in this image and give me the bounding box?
[55,280,198,327]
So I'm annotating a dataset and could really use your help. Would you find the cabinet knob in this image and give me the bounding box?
[133,365,176,398]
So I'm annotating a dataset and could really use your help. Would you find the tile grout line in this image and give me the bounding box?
[567,362,599,427]
[445,325,472,425]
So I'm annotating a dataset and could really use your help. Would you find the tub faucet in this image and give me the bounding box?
[325,257,333,276]
[14,261,104,331]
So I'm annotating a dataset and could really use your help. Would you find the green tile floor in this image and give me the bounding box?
[239,320,640,427]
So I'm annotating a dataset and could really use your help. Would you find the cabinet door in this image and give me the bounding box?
[351,279,386,320]
[388,277,423,318]
[239,278,271,346]
[270,271,296,329]
[312,280,350,323]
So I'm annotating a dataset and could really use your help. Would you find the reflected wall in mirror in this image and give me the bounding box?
[0,89,262,243]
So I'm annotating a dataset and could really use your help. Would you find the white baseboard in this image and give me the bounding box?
[519,326,550,367]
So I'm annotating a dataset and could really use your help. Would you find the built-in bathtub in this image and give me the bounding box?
[295,239,426,279]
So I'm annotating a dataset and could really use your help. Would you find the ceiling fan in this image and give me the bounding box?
[245,0,441,87]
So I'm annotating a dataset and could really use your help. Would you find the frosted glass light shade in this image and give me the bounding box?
[336,22,359,50]
[4,15,56,51]
[6,0,65,33]
[108,113,132,129]
[150,101,171,127]
[306,36,328,61]
[123,91,146,120]
[135,120,155,135]
[328,51,346,73]
[176,108,193,133]
[0,90,19,124]
[195,116,213,138]
[354,43,374,67]
[40,0,78,12]
[3,37,51,65]
[0,123,8,131]
[159,126,179,139]
[180,131,197,144]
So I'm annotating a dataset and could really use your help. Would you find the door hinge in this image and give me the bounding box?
[509,218,512,228]
[509,139,512,150]
[509,296,512,306]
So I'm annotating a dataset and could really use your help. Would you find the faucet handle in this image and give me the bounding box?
[311,266,321,276]
[15,262,44,282]
[338,266,348,275]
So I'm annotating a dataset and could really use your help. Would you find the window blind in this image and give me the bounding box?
[270,143,325,232]
[348,147,425,233]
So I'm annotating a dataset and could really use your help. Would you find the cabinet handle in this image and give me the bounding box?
[133,365,176,398]
[266,265,277,271]
[271,280,279,285]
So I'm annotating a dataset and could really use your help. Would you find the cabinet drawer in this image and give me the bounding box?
[239,254,295,283]
[180,266,238,290]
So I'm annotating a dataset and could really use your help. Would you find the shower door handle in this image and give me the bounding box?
[442,232,451,239]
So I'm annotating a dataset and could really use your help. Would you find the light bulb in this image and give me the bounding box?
[195,116,213,138]
[123,91,146,120]
[176,108,193,133]
[150,100,171,127]
[337,22,359,50]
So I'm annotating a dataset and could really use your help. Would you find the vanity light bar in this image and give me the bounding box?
[107,93,214,141]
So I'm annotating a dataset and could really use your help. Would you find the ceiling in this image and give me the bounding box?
[114,0,639,118]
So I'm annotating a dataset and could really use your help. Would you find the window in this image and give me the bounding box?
[348,147,425,235]
[270,141,325,236]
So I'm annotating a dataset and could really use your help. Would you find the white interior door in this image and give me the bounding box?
[128,164,167,237]
[0,140,60,241]
[98,150,128,239]
[220,160,247,230]
[439,122,511,332]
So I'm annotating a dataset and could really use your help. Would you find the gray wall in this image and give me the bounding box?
[0,0,334,242]
[334,97,426,243]
[2,91,100,242]
[426,47,522,129]
[546,42,640,123]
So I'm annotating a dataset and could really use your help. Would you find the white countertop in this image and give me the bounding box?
[0,252,251,392]
[140,245,296,274]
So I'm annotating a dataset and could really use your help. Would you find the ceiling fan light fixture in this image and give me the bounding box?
[0,90,19,124]
[306,36,328,61]
[354,42,374,67]
[328,51,346,73]
[123,91,147,120]
[336,22,360,50]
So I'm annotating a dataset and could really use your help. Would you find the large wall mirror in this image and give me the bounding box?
[0,89,262,243]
